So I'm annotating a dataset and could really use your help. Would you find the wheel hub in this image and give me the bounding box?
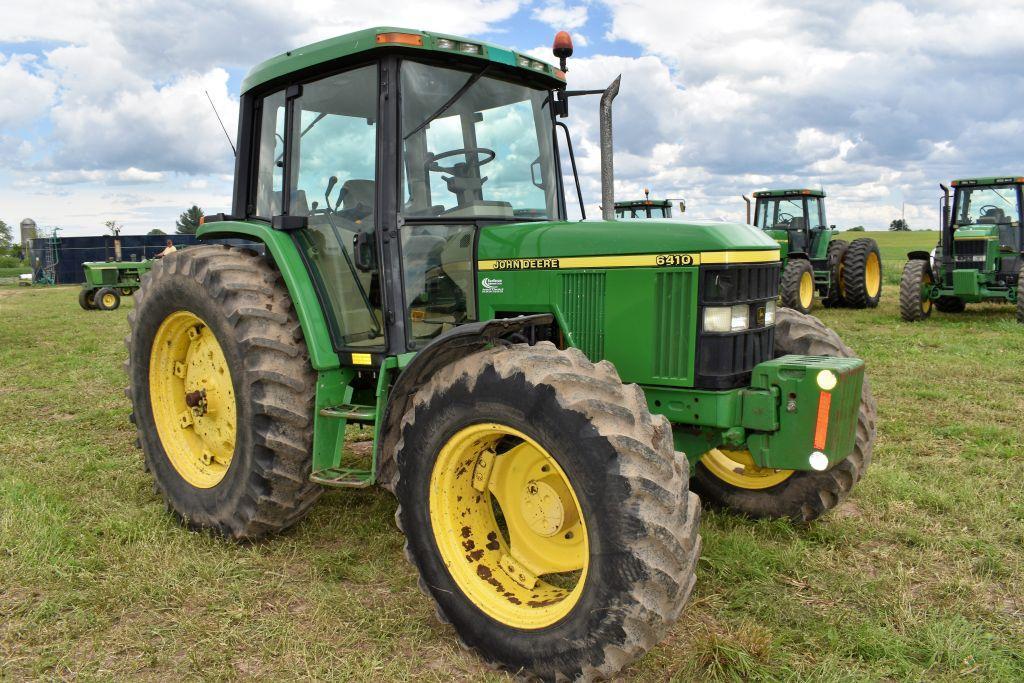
[701,448,794,490]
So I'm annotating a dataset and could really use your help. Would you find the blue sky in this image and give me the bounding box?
[3,1,1024,236]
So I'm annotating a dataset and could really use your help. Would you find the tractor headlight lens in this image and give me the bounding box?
[460,42,482,54]
[704,305,750,332]
[764,300,777,326]
[517,55,531,68]
[436,38,456,50]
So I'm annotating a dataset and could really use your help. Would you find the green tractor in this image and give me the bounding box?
[900,177,1023,322]
[613,188,682,218]
[79,260,152,310]
[744,189,882,314]
[125,27,876,680]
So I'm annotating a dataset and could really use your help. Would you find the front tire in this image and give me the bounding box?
[843,238,882,308]
[899,260,933,322]
[395,342,700,680]
[95,287,121,310]
[780,258,815,313]
[692,309,877,522]
[125,245,321,540]
[79,288,97,310]
[821,239,849,308]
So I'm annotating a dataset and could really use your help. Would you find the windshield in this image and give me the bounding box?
[954,185,1021,227]
[614,205,671,218]
[756,197,808,230]
[400,61,559,220]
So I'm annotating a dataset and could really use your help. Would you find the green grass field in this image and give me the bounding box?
[2,236,1022,680]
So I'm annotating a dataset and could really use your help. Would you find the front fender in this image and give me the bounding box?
[197,220,340,370]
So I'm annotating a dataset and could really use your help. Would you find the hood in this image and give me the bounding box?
[477,219,779,260]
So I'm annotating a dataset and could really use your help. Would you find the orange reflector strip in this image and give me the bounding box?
[813,391,832,450]
[376,32,423,46]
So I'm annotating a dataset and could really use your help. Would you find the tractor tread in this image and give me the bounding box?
[780,258,814,313]
[393,341,700,681]
[899,259,932,322]
[124,245,321,541]
[821,239,849,308]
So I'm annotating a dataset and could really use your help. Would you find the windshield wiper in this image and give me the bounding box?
[404,65,490,140]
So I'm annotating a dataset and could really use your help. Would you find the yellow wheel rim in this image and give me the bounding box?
[865,252,881,297]
[429,423,588,629]
[799,270,814,309]
[102,293,117,308]
[149,311,236,488]
[701,448,794,490]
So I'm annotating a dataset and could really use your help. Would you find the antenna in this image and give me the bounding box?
[204,90,237,157]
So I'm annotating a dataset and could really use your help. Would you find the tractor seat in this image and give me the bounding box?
[340,179,375,222]
[789,217,807,231]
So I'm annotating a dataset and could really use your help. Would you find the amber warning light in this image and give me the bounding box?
[552,31,573,72]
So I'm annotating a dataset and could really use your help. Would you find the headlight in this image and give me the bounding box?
[704,305,749,332]
[764,300,777,326]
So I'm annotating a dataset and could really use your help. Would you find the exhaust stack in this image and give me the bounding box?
[600,75,621,221]
[743,195,751,224]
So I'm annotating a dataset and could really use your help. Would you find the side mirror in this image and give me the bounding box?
[353,231,376,272]
[830,224,836,230]
[679,201,686,214]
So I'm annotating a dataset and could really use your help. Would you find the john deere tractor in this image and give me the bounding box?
[125,27,876,680]
[613,188,682,218]
[745,189,882,313]
[900,177,1023,322]
[79,259,152,310]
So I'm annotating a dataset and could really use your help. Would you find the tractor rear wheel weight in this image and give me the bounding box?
[394,342,700,680]
[821,239,849,308]
[96,287,121,311]
[899,260,933,322]
[780,259,815,313]
[79,288,97,310]
[842,238,883,308]
[692,308,877,522]
[125,245,322,540]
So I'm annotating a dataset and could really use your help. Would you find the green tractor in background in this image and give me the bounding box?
[78,260,152,310]
[744,189,882,314]
[125,27,876,680]
[900,177,1023,322]
[613,188,683,218]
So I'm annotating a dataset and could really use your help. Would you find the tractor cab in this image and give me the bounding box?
[749,189,831,260]
[946,177,1023,280]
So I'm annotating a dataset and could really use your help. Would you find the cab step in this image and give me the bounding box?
[310,466,375,488]
[320,403,377,423]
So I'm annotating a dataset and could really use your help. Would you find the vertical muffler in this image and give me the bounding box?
[600,76,621,221]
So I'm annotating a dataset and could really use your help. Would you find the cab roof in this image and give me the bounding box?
[950,176,1024,187]
[752,188,825,198]
[242,26,566,94]
[614,199,672,208]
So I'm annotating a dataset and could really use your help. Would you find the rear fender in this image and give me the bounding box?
[196,220,340,370]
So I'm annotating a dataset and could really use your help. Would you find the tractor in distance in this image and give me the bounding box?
[78,259,152,310]
[125,27,876,680]
[613,188,684,218]
[744,189,882,314]
[900,177,1024,322]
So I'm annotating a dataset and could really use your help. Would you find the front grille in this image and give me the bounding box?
[695,263,780,389]
[954,239,986,256]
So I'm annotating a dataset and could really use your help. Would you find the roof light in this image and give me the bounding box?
[517,55,531,68]
[530,60,546,71]
[552,30,573,73]
[376,32,423,46]
[435,38,456,50]
[459,42,481,54]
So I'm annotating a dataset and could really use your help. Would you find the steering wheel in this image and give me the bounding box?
[776,212,794,223]
[427,147,496,174]
[977,204,999,216]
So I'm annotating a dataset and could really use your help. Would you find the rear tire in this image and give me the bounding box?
[125,245,321,540]
[821,240,849,308]
[79,288,97,310]
[1017,266,1024,323]
[842,238,882,308]
[395,342,700,680]
[691,309,876,522]
[780,258,815,313]
[95,287,121,311]
[899,260,933,322]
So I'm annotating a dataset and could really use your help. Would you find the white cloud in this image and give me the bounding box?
[532,3,588,30]
[0,54,56,129]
